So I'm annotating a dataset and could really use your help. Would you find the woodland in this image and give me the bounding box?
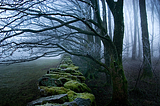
[0,0,160,106]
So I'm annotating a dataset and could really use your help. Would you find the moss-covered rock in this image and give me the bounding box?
[39,86,70,96]
[77,76,86,83]
[67,91,95,104]
[66,64,79,70]
[64,80,91,93]
[60,64,69,69]
[38,77,63,87]
[27,94,68,106]
[44,73,71,79]
[29,55,96,106]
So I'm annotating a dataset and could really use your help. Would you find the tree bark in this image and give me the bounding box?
[139,0,152,78]
[151,0,154,57]
[108,7,112,40]
[106,0,130,105]
[132,0,137,60]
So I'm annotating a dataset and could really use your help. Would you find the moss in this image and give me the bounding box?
[50,68,57,71]
[40,86,70,95]
[77,76,86,83]
[67,91,77,102]
[60,64,69,69]
[67,91,95,103]
[67,64,79,70]
[66,75,78,80]
[71,71,83,76]
[44,73,71,79]
[77,93,95,103]
[64,80,91,93]
[58,77,71,84]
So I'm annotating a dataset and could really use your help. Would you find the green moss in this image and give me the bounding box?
[60,64,69,69]
[77,76,86,83]
[67,91,95,103]
[71,71,83,76]
[67,64,79,70]
[44,73,71,79]
[58,77,71,84]
[40,86,70,95]
[64,80,91,93]
[67,91,77,102]
[50,68,57,71]
[77,93,95,103]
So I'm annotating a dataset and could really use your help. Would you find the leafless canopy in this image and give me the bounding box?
[0,0,106,64]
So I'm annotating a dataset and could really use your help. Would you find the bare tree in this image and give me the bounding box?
[139,0,152,78]
[0,0,131,105]
[132,0,137,60]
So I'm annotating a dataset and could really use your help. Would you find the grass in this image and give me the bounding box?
[0,57,61,106]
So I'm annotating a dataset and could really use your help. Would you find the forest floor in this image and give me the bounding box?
[0,57,160,106]
[86,58,160,106]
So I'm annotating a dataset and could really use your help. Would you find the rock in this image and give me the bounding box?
[67,91,95,104]
[34,98,91,106]
[64,80,91,93]
[60,64,69,69]
[38,77,63,87]
[63,98,91,106]
[74,98,91,106]
[63,101,78,106]
[27,94,68,106]
[28,55,96,106]
[44,73,71,79]
[58,77,71,84]
[39,86,70,96]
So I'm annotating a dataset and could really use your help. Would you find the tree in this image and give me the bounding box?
[139,0,152,78]
[0,0,130,105]
[132,0,137,60]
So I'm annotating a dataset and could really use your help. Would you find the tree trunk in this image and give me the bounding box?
[106,0,130,105]
[151,0,154,57]
[139,0,152,78]
[132,0,137,60]
[108,7,112,40]
[138,25,142,59]
[109,63,128,106]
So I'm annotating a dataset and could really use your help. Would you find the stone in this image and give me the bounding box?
[38,77,62,87]
[67,91,95,105]
[63,101,78,106]
[44,73,71,79]
[27,94,68,106]
[64,80,91,93]
[60,64,69,69]
[28,55,96,106]
[74,98,91,106]
[39,86,70,96]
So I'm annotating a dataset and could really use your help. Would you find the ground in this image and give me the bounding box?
[0,58,61,106]
[0,58,160,106]
[86,58,160,106]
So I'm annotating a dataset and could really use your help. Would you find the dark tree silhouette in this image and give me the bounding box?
[139,0,152,78]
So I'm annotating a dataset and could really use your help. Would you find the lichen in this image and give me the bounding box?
[64,80,91,93]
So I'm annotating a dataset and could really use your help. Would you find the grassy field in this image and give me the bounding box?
[0,57,61,106]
